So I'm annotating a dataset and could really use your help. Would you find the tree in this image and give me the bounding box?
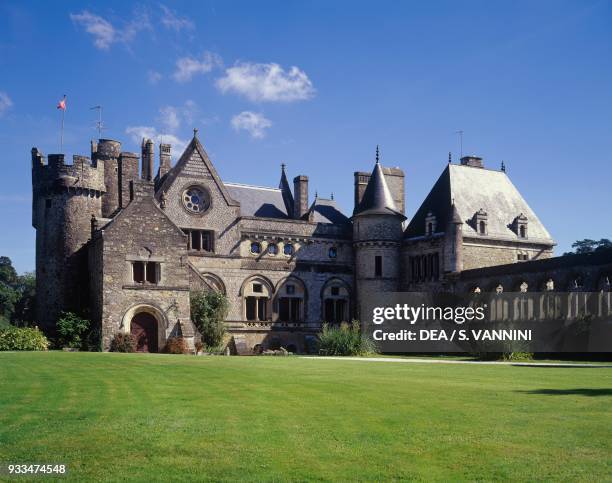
[190,290,229,349]
[564,238,612,255]
[12,272,36,326]
[56,311,91,349]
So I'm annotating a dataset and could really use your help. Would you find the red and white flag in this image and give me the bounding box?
[57,95,66,110]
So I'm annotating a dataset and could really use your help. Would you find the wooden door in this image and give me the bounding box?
[131,312,159,353]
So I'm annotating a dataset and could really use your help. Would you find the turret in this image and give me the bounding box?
[31,148,106,333]
[94,139,121,217]
[352,147,406,320]
[444,202,463,273]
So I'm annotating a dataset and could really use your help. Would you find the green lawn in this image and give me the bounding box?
[0,353,611,482]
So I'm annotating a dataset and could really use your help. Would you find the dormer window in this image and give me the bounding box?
[512,213,528,238]
[472,208,488,235]
[425,212,437,236]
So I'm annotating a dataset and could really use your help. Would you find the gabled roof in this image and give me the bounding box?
[155,133,239,207]
[307,197,350,224]
[353,161,404,218]
[225,182,290,219]
[404,163,555,244]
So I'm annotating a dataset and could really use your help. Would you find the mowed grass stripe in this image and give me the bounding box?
[0,352,610,481]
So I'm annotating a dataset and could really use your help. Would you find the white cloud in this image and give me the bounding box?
[0,92,13,117]
[216,62,315,102]
[125,126,188,157]
[231,111,272,139]
[69,8,151,50]
[70,11,116,50]
[159,106,180,131]
[157,100,199,132]
[147,70,162,84]
[159,4,194,32]
[173,52,222,82]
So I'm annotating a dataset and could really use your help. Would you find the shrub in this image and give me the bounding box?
[57,312,91,350]
[109,332,136,353]
[0,326,48,351]
[475,351,534,362]
[195,341,204,353]
[191,290,229,349]
[318,321,377,356]
[163,336,188,354]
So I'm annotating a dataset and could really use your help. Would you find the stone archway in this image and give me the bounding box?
[121,304,167,353]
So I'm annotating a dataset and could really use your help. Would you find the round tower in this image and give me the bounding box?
[94,139,121,217]
[352,152,406,321]
[31,149,106,333]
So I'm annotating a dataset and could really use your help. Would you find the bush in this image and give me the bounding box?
[195,341,204,353]
[109,332,136,353]
[475,351,534,362]
[318,321,377,356]
[191,290,229,349]
[163,336,188,354]
[57,312,91,350]
[0,326,48,351]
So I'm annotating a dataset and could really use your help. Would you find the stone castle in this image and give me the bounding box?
[31,131,612,352]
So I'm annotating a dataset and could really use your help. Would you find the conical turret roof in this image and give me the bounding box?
[353,159,404,218]
[278,164,294,215]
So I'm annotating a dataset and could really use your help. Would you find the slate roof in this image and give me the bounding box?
[307,197,350,224]
[225,182,291,219]
[404,163,555,244]
[353,161,404,218]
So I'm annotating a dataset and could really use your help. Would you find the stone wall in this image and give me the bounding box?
[93,181,192,350]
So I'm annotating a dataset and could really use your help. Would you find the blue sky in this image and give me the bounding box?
[0,0,611,273]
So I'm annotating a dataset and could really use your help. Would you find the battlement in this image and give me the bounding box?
[32,149,106,194]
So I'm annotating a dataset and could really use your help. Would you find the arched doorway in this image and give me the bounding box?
[131,312,159,353]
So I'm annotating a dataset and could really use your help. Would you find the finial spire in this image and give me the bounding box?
[331,192,334,200]
[501,160,506,172]
[315,191,318,199]
[375,145,380,164]
[448,151,452,163]
[281,163,286,172]
[193,128,198,139]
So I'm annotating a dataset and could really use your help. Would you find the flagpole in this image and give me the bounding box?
[60,106,65,153]
[58,94,66,153]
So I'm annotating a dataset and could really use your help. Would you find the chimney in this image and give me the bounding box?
[158,143,171,180]
[460,156,484,168]
[293,175,309,219]
[141,138,154,180]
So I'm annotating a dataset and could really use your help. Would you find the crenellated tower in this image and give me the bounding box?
[31,148,106,332]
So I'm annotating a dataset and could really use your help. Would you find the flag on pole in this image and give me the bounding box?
[57,95,66,110]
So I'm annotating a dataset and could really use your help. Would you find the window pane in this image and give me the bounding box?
[191,231,201,251]
[257,298,267,321]
[202,231,211,251]
[279,298,290,321]
[146,262,158,284]
[133,262,145,283]
[324,299,335,323]
[290,299,301,322]
[246,297,257,321]
[375,256,382,277]
[335,300,346,323]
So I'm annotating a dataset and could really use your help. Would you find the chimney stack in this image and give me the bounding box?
[460,156,484,168]
[293,175,309,219]
[141,139,154,180]
[158,143,171,180]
